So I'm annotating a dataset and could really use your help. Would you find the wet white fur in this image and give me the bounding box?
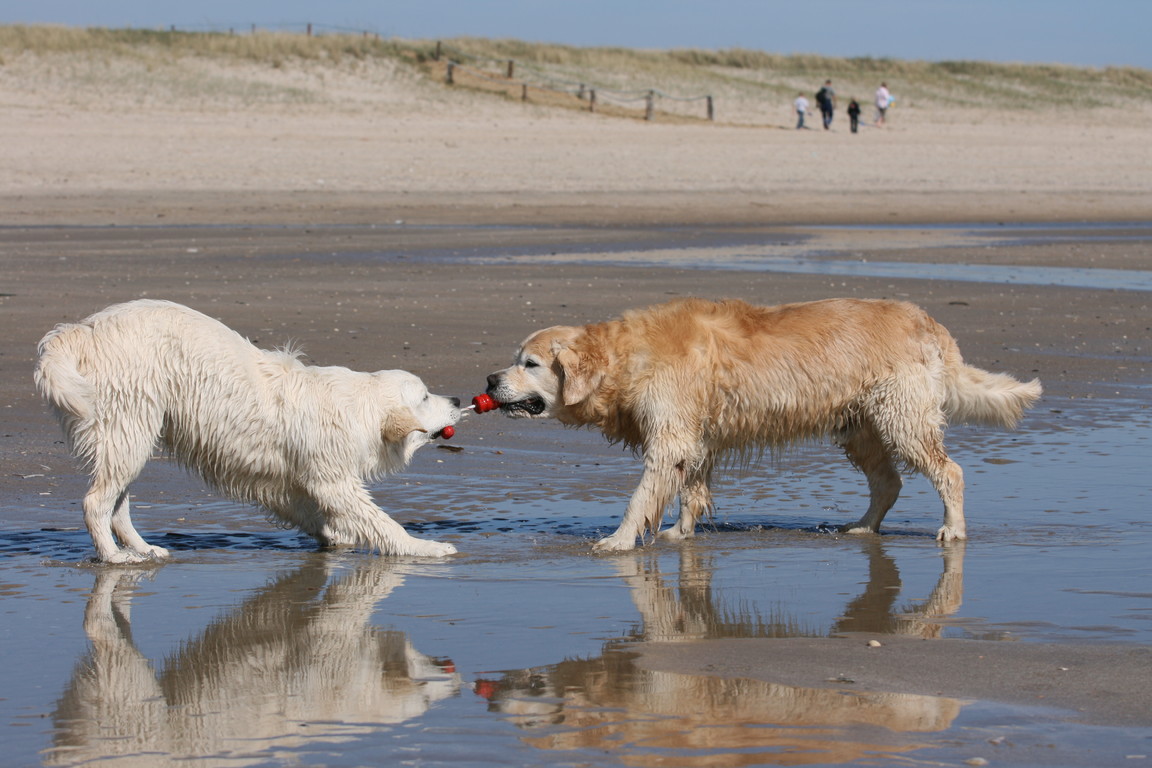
[35,299,459,562]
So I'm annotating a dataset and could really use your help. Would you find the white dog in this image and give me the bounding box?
[486,297,1042,551]
[35,299,460,563]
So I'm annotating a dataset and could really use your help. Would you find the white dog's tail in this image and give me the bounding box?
[944,363,1042,429]
[34,324,96,422]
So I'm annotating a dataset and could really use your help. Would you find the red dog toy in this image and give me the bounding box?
[468,394,501,413]
[437,395,501,440]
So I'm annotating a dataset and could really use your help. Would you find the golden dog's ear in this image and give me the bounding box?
[382,407,426,443]
[556,345,603,406]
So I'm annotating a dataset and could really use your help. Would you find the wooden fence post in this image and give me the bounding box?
[589,89,597,113]
[521,84,529,101]
[645,90,655,121]
[306,23,312,37]
[507,60,515,79]
[434,41,442,61]
[446,62,455,85]
[707,95,714,121]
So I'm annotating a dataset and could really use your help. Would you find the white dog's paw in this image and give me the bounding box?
[135,545,171,560]
[104,549,152,565]
[838,521,877,535]
[405,539,458,558]
[935,525,967,542]
[592,533,638,552]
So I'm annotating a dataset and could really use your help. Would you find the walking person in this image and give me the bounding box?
[794,92,810,129]
[816,79,836,129]
[875,82,891,127]
[847,98,861,133]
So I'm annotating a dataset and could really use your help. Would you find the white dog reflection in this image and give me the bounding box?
[47,558,459,766]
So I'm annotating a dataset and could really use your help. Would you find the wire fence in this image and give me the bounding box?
[163,24,715,122]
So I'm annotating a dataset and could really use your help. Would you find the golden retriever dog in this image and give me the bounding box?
[486,297,1041,551]
[35,299,460,563]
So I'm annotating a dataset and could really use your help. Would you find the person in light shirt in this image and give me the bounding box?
[875,82,892,126]
[793,92,810,129]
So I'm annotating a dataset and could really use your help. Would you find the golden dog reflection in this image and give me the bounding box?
[47,558,459,766]
[615,538,966,642]
[477,541,967,765]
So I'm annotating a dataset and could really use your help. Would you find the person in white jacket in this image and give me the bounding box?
[875,83,892,126]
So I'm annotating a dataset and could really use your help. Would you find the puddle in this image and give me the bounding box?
[460,221,1152,291]
[2,398,1149,766]
[703,256,1152,291]
[476,248,1152,292]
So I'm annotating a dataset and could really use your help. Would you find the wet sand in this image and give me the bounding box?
[3,206,1151,749]
[3,64,1152,762]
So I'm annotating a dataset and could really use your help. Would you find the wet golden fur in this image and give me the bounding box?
[487,297,1041,551]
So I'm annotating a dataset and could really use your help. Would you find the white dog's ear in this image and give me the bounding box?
[382,408,427,443]
[556,346,603,406]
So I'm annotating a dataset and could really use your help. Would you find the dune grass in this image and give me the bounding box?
[2,24,1148,118]
[440,37,1152,111]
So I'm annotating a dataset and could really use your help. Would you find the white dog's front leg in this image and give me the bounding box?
[307,484,457,558]
[321,513,457,557]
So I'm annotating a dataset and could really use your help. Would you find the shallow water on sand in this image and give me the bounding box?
[1,394,1149,766]
[462,221,1152,291]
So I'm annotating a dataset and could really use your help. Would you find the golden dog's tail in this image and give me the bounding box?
[933,318,1042,428]
[945,364,1042,428]
[34,324,96,422]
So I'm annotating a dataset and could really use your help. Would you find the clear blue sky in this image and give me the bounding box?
[4,0,1149,70]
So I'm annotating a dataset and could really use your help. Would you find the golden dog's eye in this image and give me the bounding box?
[524,360,539,369]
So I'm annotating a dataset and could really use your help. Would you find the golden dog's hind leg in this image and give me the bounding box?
[892,419,967,541]
[866,399,968,541]
[921,452,966,541]
[838,424,903,535]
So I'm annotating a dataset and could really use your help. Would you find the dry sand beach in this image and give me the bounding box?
[2,30,1151,766]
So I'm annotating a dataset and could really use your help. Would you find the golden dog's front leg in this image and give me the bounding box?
[594,455,686,552]
[657,460,714,542]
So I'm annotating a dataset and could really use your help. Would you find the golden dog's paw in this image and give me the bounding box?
[838,522,877,535]
[656,526,694,542]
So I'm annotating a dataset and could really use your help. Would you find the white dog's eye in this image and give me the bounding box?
[524,360,540,369]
